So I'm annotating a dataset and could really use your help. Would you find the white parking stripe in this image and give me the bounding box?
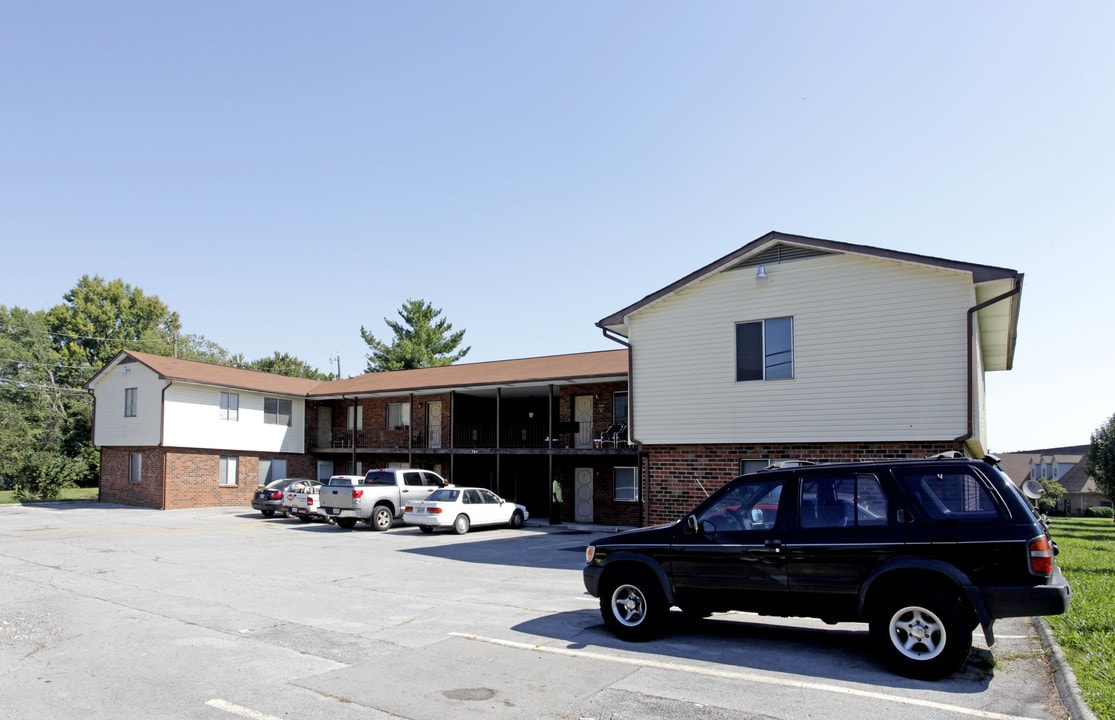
[205,699,283,720]
[449,633,1043,720]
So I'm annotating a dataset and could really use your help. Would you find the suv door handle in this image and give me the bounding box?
[764,539,783,553]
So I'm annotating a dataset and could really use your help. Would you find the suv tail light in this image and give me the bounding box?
[1029,535,1054,575]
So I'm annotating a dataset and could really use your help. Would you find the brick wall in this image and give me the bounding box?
[99,447,167,508]
[644,440,956,525]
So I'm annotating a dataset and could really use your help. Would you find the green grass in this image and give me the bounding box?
[0,486,100,504]
[1046,517,1115,720]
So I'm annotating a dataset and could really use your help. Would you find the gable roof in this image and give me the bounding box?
[86,350,325,396]
[597,231,1024,370]
[86,348,630,400]
[311,349,628,399]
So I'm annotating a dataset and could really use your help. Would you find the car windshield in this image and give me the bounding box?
[425,489,459,502]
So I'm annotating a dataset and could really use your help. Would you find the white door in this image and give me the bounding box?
[574,395,593,448]
[574,468,593,523]
[427,401,442,449]
[317,407,332,447]
[316,461,333,481]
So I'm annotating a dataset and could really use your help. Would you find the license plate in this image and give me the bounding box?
[325,508,335,514]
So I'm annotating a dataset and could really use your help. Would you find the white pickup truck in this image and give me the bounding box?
[281,479,331,523]
[320,469,448,530]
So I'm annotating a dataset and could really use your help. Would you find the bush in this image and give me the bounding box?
[12,451,84,502]
[1085,505,1114,518]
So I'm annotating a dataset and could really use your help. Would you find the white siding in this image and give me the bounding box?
[162,384,305,454]
[630,253,976,444]
[91,363,163,447]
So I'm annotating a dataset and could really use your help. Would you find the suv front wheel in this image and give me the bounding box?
[869,585,972,680]
[600,568,667,642]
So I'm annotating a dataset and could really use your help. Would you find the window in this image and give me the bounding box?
[736,317,794,381]
[615,467,639,502]
[613,391,628,426]
[264,397,292,426]
[124,387,138,417]
[220,392,239,421]
[697,477,784,532]
[800,474,888,528]
[387,402,410,428]
[893,467,1002,522]
[740,459,772,475]
[258,458,286,485]
[129,452,142,483]
[347,405,363,430]
[219,456,238,486]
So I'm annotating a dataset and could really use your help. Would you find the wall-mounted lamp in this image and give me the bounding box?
[755,265,769,285]
[120,366,130,375]
[528,411,534,419]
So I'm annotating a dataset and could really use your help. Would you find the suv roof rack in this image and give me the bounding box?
[758,460,818,471]
[927,451,968,460]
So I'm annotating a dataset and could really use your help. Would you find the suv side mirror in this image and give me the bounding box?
[686,514,702,535]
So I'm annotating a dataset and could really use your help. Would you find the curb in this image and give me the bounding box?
[1033,617,1097,720]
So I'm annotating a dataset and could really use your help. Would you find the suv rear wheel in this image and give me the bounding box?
[600,568,666,642]
[869,585,972,680]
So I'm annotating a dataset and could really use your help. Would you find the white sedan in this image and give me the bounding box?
[403,487,528,534]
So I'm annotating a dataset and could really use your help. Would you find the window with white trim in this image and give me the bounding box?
[264,397,292,426]
[124,387,138,417]
[129,452,142,483]
[614,467,639,502]
[259,458,286,485]
[387,402,410,428]
[347,405,363,430]
[736,317,794,381]
[220,392,239,421]
[219,456,238,486]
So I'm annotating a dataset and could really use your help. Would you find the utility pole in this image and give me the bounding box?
[329,353,341,378]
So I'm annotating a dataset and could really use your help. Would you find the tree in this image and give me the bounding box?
[1087,413,1115,520]
[1035,477,1066,515]
[360,299,470,372]
[241,352,332,380]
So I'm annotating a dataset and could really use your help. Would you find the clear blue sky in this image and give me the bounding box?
[2,2,1112,452]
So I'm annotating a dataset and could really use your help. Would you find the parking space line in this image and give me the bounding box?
[205,699,283,720]
[449,633,1043,720]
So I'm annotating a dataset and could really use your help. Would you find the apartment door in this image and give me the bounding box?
[317,407,332,447]
[574,395,593,448]
[427,401,442,449]
[316,461,334,481]
[574,467,594,523]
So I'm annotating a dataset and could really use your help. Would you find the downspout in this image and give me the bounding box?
[953,278,1024,454]
[161,381,171,510]
[86,388,99,504]
[601,328,646,527]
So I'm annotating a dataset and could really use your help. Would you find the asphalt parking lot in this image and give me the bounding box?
[0,503,1072,720]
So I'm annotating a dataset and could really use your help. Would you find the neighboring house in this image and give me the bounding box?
[998,446,1111,516]
[87,349,637,524]
[86,351,320,510]
[596,231,1024,525]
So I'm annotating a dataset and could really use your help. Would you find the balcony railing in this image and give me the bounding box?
[327,423,625,450]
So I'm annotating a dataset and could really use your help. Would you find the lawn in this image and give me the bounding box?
[1046,517,1115,720]
[0,486,100,504]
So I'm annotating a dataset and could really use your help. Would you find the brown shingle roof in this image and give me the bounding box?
[312,349,629,398]
[89,350,324,396]
[89,348,630,399]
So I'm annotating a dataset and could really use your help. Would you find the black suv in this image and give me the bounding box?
[583,455,1071,679]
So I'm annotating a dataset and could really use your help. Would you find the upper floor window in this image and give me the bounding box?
[613,391,629,427]
[347,405,363,430]
[264,397,292,426]
[387,402,411,428]
[220,392,239,421]
[736,317,794,381]
[124,387,138,417]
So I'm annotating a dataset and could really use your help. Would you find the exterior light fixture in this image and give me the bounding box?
[755,265,769,284]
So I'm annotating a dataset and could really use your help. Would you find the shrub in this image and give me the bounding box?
[1085,505,1114,518]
